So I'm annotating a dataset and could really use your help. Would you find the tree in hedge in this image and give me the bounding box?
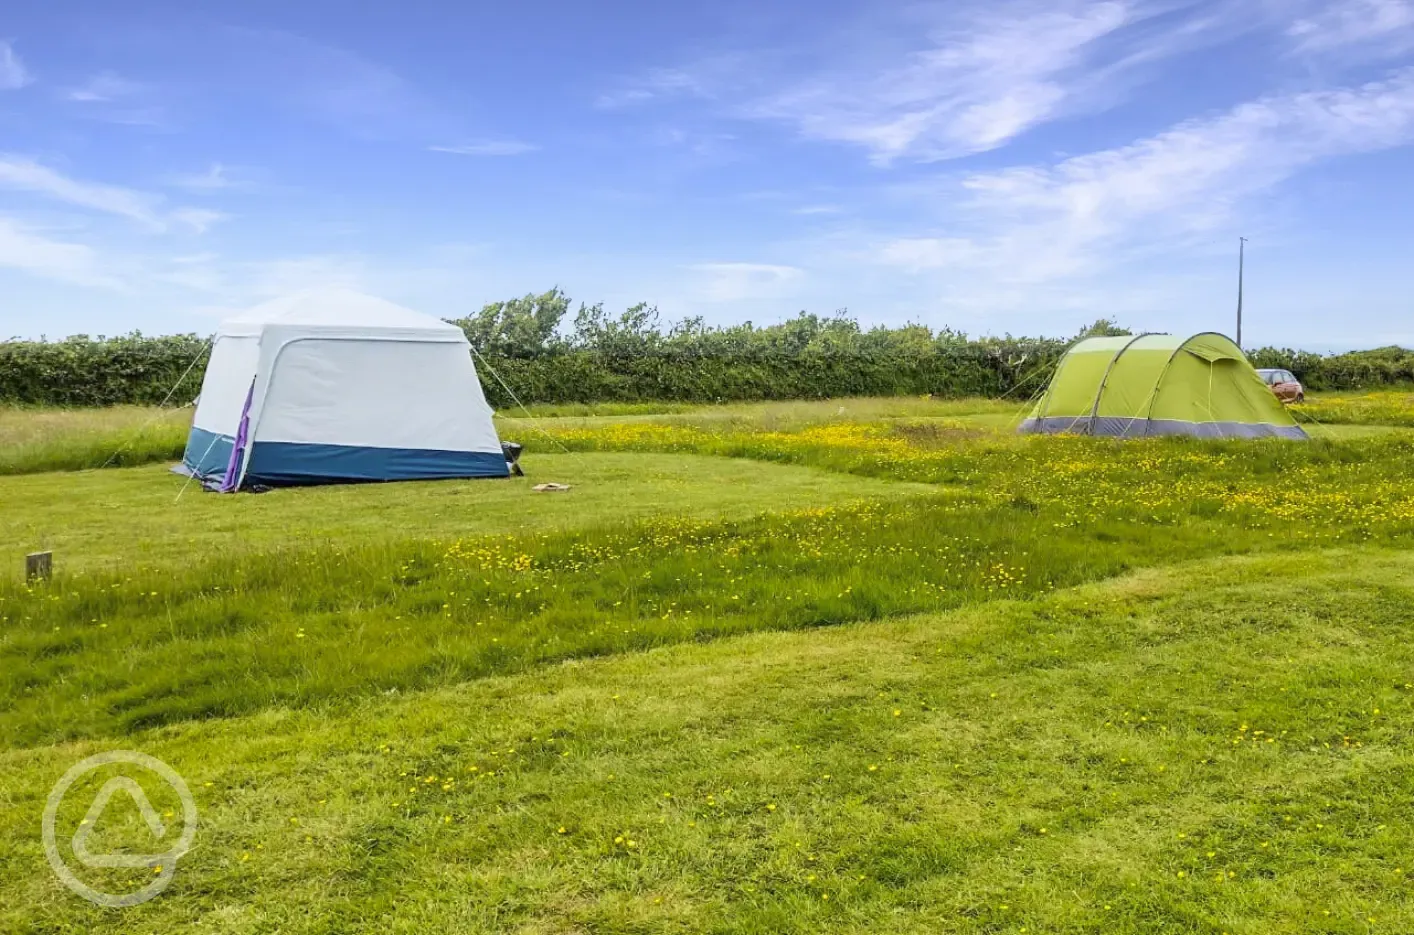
[449,288,570,358]
[572,301,663,356]
[1073,318,1132,339]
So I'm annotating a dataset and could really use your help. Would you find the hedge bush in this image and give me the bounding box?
[1247,346,1414,390]
[3,298,1409,407]
[0,334,211,407]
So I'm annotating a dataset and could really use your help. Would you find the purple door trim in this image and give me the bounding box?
[219,382,255,492]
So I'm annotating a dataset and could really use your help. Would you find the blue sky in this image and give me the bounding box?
[2,0,1413,347]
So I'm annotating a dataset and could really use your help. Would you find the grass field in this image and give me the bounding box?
[1294,388,1414,428]
[5,389,1409,477]
[0,404,190,476]
[1,453,925,573]
[3,394,1414,933]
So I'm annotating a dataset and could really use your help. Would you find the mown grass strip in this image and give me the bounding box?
[1,452,925,574]
[3,549,1412,933]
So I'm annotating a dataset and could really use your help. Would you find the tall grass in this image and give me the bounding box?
[5,389,1411,478]
[1294,388,1414,427]
[5,429,1413,746]
[0,396,1021,476]
[0,405,189,475]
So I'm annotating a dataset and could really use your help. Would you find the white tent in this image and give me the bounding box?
[180,289,509,491]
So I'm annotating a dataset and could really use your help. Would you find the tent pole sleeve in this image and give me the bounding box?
[1141,336,1206,437]
[1084,333,1153,435]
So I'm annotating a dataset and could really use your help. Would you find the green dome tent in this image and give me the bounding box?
[1020,332,1307,439]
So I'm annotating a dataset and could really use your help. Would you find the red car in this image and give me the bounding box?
[1256,368,1305,403]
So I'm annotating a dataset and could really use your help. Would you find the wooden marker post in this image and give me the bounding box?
[26,551,52,583]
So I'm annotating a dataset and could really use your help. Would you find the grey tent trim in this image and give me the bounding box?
[1019,417,1309,440]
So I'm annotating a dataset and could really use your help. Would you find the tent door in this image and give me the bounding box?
[218,380,256,493]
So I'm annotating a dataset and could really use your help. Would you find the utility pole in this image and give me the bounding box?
[1236,236,1247,351]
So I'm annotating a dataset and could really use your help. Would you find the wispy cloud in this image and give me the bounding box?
[595,67,718,109]
[688,262,804,301]
[65,71,143,102]
[170,208,229,234]
[0,157,227,234]
[0,157,163,228]
[247,255,370,297]
[1289,0,1414,53]
[59,70,167,127]
[0,218,119,288]
[168,163,258,192]
[156,252,225,291]
[756,1,1141,164]
[870,66,1414,280]
[0,40,30,90]
[429,140,539,156]
[225,29,453,141]
[599,1,1251,166]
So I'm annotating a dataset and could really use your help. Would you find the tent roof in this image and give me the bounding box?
[1065,332,1245,362]
[218,288,463,339]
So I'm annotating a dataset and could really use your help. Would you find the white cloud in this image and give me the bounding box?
[1289,0,1414,52]
[594,68,716,109]
[0,218,119,288]
[0,40,29,90]
[0,157,164,228]
[689,262,804,302]
[59,70,168,127]
[603,1,1250,166]
[757,2,1134,163]
[246,255,370,297]
[792,204,844,215]
[871,67,1414,281]
[226,29,452,141]
[169,163,240,191]
[429,140,539,156]
[156,253,225,291]
[65,72,143,102]
[0,156,231,234]
[170,208,229,234]
[874,238,983,272]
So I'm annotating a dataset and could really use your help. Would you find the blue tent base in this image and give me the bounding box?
[244,441,511,486]
[181,426,236,480]
[178,428,512,491]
